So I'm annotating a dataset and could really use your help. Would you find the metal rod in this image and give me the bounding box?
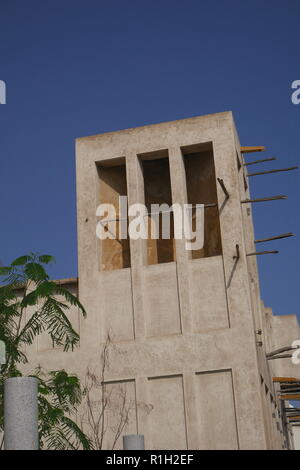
[268,354,293,360]
[217,178,229,199]
[280,394,300,400]
[255,232,294,244]
[281,388,300,393]
[248,166,298,177]
[273,377,299,383]
[281,385,300,389]
[233,244,240,260]
[246,250,279,257]
[241,195,287,204]
[267,346,299,357]
[281,382,300,387]
[243,157,277,166]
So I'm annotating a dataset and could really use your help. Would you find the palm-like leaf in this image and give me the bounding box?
[0,253,89,450]
[36,369,92,450]
[17,311,45,346]
[42,297,79,351]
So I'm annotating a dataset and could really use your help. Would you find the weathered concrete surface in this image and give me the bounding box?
[23,112,299,449]
[4,377,39,450]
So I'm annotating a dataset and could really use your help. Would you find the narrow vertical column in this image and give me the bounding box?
[182,373,199,448]
[168,146,192,334]
[126,153,146,339]
[4,377,39,450]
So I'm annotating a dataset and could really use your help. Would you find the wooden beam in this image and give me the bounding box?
[246,250,279,257]
[273,377,299,383]
[241,195,287,204]
[281,387,300,393]
[241,146,266,153]
[268,346,298,357]
[280,394,300,400]
[247,166,298,177]
[255,233,294,244]
[268,354,292,360]
[243,157,277,166]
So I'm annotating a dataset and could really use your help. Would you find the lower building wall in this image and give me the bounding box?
[22,283,299,450]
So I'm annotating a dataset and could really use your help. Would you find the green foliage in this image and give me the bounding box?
[35,369,92,450]
[0,253,91,450]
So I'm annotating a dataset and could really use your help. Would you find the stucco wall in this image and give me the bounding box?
[23,112,299,449]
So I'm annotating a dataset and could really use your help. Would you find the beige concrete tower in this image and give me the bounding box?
[73,111,284,449]
[27,111,300,449]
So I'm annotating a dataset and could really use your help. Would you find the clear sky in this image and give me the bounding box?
[0,0,299,320]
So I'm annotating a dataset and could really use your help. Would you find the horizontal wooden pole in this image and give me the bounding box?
[273,377,298,383]
[248,166,298,177]
[281,388,300,394]
[268,346,298,357]
[268,354,292,360]
[241,146,266,153]
[243,157,277,166]
[247,250,279,257]
[241,195,287,203]
[280,394,300,400]
[255,232,294,244]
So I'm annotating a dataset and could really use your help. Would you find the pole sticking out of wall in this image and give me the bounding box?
[241,195,287,204]
[233,244,240,260]
[243,157,277,166]
[268,354,293,360]
[267,346,299,357]
[246,250,279,256]
[217,178,229,199]
[241,146,266,153]
[255,232,294,244]
[247,166,298,177]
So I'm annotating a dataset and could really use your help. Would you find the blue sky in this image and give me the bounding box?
[0,0,299,320]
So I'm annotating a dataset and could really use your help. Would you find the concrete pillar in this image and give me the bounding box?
[123,434,145,450]
[4,377,39,450]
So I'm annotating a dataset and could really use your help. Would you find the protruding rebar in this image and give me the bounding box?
[217,178,229,199]
[246,250,279,256]
[243,157,277,166]
[255,232,294,244]
[241,195,287,204]
[247,166,298,177]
